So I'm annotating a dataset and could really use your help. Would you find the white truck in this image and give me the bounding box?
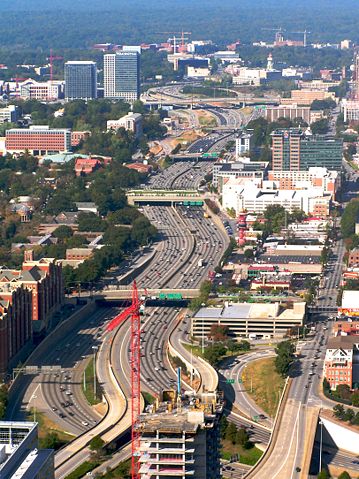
[198,258,204,267]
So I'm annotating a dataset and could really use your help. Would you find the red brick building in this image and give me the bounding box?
[74,157,102,176]
[71,131,91,147]
[6,126,71,156]
[0,284,32,376]
[324,336,359,390]
[0,251,64,335]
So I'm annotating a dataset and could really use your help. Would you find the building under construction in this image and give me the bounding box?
[136,390,223,479]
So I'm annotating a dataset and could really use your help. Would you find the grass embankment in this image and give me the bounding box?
[242,357,285,418]
[82,358,102,406]
[142,391,156,405]
[64,460,101,479]
[28,408,74,448]
[221,440,263,465]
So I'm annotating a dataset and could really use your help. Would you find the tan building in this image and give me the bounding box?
[281,90,336,106]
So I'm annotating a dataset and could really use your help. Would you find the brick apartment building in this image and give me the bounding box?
[6,126,71,156]
[324,336,359,390]
[0,251,64,336]
[0,284,32,377]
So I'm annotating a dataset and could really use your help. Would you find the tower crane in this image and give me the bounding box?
[289,30,311,48]
[107,281,143,479]
[47,49,63,82]
[262,27,286,44]
[156,31,192,53]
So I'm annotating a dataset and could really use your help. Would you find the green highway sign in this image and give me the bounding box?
[226,379,235,384]
[238,379,243,383]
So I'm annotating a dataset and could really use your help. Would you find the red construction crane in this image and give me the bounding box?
[107,281,142,479]
[47,49,63,82]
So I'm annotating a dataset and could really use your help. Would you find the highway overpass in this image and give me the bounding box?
[143,97,280,107]
[126,189,202,206]
[96,288,200,300]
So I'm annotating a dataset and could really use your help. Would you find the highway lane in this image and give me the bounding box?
[9,307,118,435]
[219,351,275,429]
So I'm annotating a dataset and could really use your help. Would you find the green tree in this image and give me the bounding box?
[274,340,296,377]
[333,404,345,420]
[77,212,106,232]
[40,432,62,450]
[337,472,351,479]
[89,435,105,452]
[351,391,359,407]
[236,427,250,448]
[343,408,355,422]
[225,422,238,445]
[53,225,73,240]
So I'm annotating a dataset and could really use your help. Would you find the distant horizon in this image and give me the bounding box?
[1,0,359,49]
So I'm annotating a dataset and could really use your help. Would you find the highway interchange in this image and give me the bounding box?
[6,120,359,478]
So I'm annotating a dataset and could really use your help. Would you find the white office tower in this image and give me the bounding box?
[104,51,140,102]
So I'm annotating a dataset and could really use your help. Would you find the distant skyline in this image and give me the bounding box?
[1,0,359,48]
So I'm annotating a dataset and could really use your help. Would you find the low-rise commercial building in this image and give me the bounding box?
[137,390,223,479]
[5,126,71,156]
[0,105,20,124]
[333,321,359,336]
[222,180,332,216]
[281,89,336,106]
[19,79,63,101]
[212,160,268,190]
[324,336,359,390]
[107,112,143,138]
[338,290,359,318]
[0,421,54,478]
[191,302,306,339]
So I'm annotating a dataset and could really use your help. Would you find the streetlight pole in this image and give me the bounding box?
[319,419,323,473]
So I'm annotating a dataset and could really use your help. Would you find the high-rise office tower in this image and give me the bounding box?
[271,129,343,171]
[64,61,97,101]
[104,51,140,102]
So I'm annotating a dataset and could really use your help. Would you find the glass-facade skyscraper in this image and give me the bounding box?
[271,129,343,171]
[64,61,97,101]
[104,51,140,102]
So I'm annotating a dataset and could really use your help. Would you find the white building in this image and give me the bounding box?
[0,421,54,478]
[232,67,266,86]
[186,66,210,79]
[342,99,359,122]
[267,167,340,198]
[222,180,332,216]
[19,79,63,101]
[213,51,240,63]
[0,105,20,124]
[107,112,143,138]
[235,132,252,158]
